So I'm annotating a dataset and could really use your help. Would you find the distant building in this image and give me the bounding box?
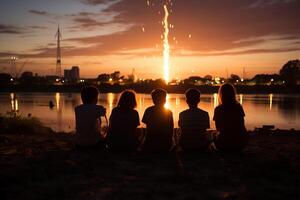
[64,70,71,81]
[64,66,80,83]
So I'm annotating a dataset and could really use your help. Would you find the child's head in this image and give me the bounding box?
[117,90,137,110]
[81,86,99,104]
[218,83,237,105]
[185,88,201,108]
[151,88,167,107]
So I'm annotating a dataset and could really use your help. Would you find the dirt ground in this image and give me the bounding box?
[1,131,300,200]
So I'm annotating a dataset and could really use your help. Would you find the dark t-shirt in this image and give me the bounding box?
[142,106,174,151]
[108,107,140,150]
[213,103,246,138]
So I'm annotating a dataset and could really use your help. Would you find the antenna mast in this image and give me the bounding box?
[242,66,246,80]
[55,25,62,78]
[10,56,17,78]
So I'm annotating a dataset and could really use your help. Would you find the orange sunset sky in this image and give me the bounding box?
[0,0,300,79]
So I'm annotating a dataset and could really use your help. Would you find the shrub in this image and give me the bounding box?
[0,112,53,135]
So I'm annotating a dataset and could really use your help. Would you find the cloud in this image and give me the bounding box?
[67,10,119,31]
[0,24,23,34]
[250,0,295,8]
[28,10,49,16]
[0,23,48,36]
[176,47,300,57]
[0,52,15,57]
[27,25,48,30]
[72,17,109,29]
[66,11,95,17]
[82,0,117,5]
[2,0,300,60]
[62,0,300,55]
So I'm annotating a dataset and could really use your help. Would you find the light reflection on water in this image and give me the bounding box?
[10,93,19,112]
[0,93,299,132]
[269,94,273,110]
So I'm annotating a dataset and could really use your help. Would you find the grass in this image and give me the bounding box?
[0,111,53,135]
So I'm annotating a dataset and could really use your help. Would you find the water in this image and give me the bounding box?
[0,93,299,132]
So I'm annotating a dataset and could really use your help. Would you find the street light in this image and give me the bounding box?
[11,56,18,61]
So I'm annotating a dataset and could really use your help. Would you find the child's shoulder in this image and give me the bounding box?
[198,108,209,115]
[75,104,84,111]
[179,109,190,116]
[144,106,172,115]
[144,105,156,112]
[165,108,173,115]
[180,108,208,116]
[112,106,119,112]
[75,104,104,111]
[214,104,223,112]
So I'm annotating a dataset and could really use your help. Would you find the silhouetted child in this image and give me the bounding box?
[178,89,210,151]
[213,83,248,152]
[75,86,106,148]
[108,90,140,151]
[49,100,54,109]
[142,89,174,152]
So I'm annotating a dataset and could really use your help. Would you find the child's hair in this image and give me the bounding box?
[185,88,200,107]
[218,83,237,105]
[151,88,167,106]
[81,86,99,104]
[117,90,137,110]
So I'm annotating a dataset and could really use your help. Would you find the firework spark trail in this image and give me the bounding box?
[163,3,170,84]
[145,0,172,83]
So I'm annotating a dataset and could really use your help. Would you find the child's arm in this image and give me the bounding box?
[178,113,182,128]
[98,105,106,117]
[141,108,149,125]
[206,112,210,129]
[170,112,174,129]
[97,106,107,139]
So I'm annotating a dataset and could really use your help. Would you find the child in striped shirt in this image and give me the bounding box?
[178,88,210,151]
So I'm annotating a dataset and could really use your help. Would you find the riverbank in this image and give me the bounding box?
[1,125,300,199]
[1,84,300,94]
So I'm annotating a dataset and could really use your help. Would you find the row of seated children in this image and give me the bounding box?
[74,84,249,152]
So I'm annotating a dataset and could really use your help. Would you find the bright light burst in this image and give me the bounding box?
[163,4,170,84]
[146,0,172,83]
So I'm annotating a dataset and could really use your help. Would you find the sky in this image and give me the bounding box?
[0,0,300,79]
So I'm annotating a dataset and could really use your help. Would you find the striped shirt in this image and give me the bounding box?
[178,108,210,149]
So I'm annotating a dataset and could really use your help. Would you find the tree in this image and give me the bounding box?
[127,74,135,83]
[228,74,241,83]
[279,60,300,85]
[0,73,12,84]
[97,74,110,83]
[19,71,34,84]
[184,76,205,85]
[204,75,213,80]
[251,74,281,85]
[110,71,121,81]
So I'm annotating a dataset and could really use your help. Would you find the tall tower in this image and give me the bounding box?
[242,66,246,80]
[10,56,17,78]
[132,68,136,83]
[55,25,62,78]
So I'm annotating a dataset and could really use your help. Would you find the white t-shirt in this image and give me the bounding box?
[75,104,106,146]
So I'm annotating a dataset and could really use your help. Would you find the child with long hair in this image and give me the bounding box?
[108,90,140,151]
[213,83,248,152]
